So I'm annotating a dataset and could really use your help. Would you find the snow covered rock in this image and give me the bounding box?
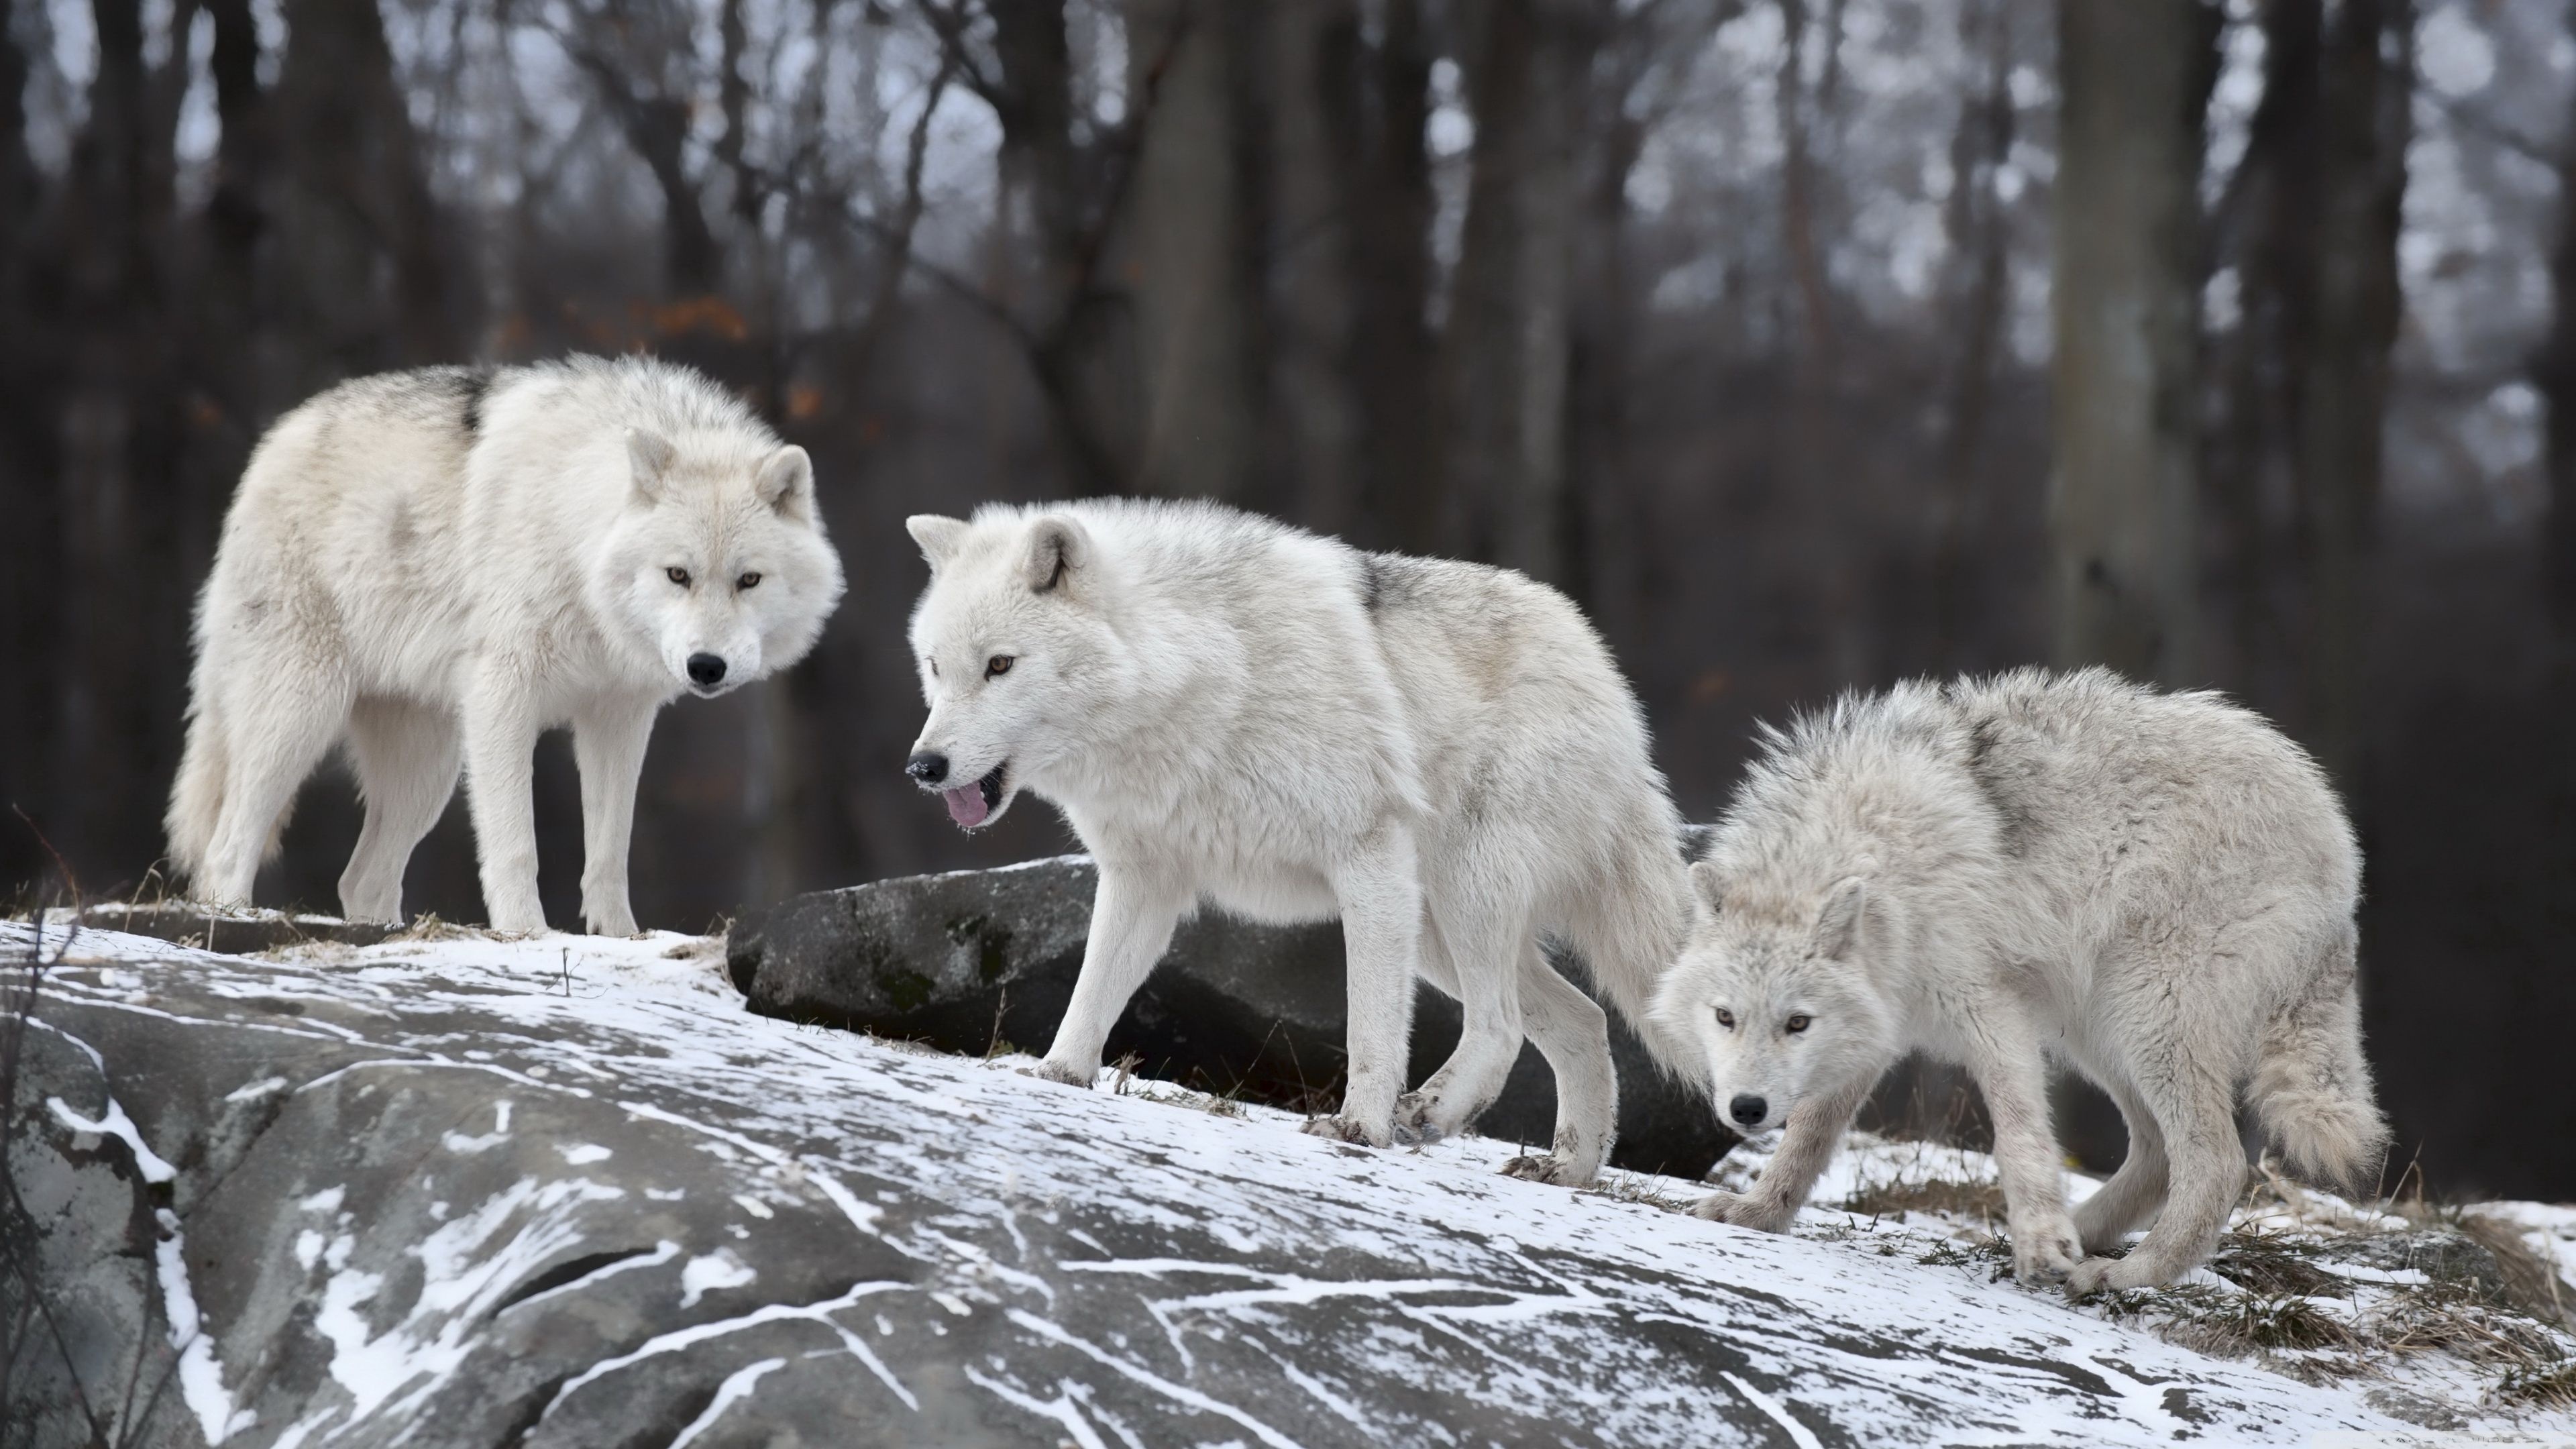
[731,851,1735,1177]
[7,917,2571,1447]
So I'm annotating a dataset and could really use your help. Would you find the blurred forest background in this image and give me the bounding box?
[1,0,2571,1195]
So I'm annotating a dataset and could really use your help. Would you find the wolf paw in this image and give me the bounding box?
[1693,1189,1793,1234]
[2009,1220,2084,1287]
[1391,1091,1448,1146]
[1500,1152,1595,1187]
[1022,1059,1095,1089]
[2064,1254,2161,1298]
[1301,1115,1389,1147]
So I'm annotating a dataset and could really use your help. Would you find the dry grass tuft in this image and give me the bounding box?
[2458,1211,2575,1326]
[1580,1170,1701,1215]
[1843,1177,2007,1222]
[2493,1359,2576,1411]
[2207,1233,2343,1298]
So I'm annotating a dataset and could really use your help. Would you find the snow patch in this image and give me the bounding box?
[680,1248,757,1307]
[48,1094,176,1182]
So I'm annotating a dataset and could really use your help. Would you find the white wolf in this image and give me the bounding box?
[168,356,845,934]
[1649,667,2387,1291]
[900,500,1688,1183]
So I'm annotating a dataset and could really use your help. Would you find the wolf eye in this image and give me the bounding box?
[985,654,1014,678]
[1785,1014,1812,1034]
[666,567,691,587]
[1713,1008,1735,1030]
[736,572,761,590]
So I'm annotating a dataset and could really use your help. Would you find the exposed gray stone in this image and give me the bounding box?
[65,902,399,954]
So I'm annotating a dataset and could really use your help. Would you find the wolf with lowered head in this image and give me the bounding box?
[170,355,845,934]
[1650,667,2387,1291]
[900,500,1689,1183]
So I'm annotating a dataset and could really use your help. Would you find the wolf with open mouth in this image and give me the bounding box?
[899,498,1693,1184]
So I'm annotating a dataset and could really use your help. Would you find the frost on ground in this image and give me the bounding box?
[7,913,2575,1448]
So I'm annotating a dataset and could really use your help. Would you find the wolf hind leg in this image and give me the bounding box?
[2068,1058,2244,1293]
[198,659,351,909]
[1391,879,1527,1147]
[338,697,461,924]
[2071,1070,2170,1254]
[1499,938,1617,1187]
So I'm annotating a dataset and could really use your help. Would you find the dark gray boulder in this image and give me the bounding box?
[730,848,1739,1178]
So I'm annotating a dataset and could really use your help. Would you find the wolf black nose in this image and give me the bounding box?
[687,653,727,686]
[1729,1093,1768,1128]
[906,752,949,786]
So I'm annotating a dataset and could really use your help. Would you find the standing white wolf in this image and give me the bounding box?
[900,500,1689,1183]
[168,355,845,934]
[1650,667,2387,1291]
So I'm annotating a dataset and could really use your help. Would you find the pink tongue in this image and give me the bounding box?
[943,784,989,829]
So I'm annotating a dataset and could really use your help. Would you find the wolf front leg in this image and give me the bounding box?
[1694,1073,1870,1233]
[1033,863,1188,1087]
[1309,822,1423,1148]
[462,663,549,934]
[1962,1007,2084,1285]
[573,694,659,936]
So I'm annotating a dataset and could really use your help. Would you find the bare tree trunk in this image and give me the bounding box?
[271,0,460,381]
[1445,0,1582,584]
[2206,0,2322,709]
[989,0,1081,297]
[1566,0,1650,614]
[982,0,1133,495]
[1265,0,1364,536]
[1337,0,1440,553]
[1125,0,1263,505]
[1929,0,2016,669]
[2049,0,2218,686]
[2541,7,2576,646]
[561,13,720,299]
[54,0,185,881]
[2297,0,2410,792]
[0,3,63,888]
[1776,0,1836,366]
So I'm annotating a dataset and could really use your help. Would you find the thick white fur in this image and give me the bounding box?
[1650,667,2388,1292]
[903,500,1689,1183]
[168,356,845,933]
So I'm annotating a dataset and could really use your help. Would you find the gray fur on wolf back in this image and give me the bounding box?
[167,355,845,934]
[902,499,1690,1185]
[1650,667,2388,1291]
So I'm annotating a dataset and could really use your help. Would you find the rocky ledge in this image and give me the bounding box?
[9,914,2571,1447]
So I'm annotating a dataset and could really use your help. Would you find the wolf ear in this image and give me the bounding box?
[906,515,968,569]
[1022,515,1089,594]
[1688,859,1727,912]
[1813,876,1867,960]
[627,429,677,504]
[754,445,812,517]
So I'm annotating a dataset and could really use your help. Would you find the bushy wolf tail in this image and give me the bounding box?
[166,684,226,885]
[2247,926,2391,1191]
[1561,816,1693,1050]
[166,639,292,886]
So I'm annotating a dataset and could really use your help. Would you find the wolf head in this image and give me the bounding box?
[901,509,1133,830]
[1649,861,1899,1135]
[592,429,845,698]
